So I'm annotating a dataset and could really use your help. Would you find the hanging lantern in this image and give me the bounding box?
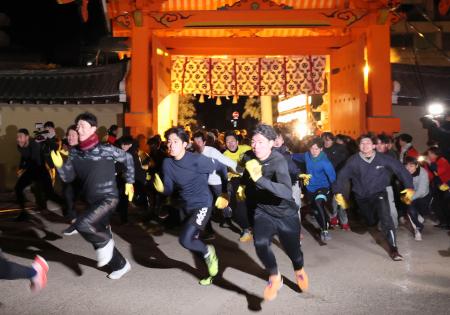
[216,96,222,106]
[199,94,205,103]
[232,95,238,104]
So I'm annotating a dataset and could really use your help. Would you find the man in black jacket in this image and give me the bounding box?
[52,112,134,279]
[321,132,350,229]
[333,134,414,261]
[242,124,308,302]
[15,129,45,220]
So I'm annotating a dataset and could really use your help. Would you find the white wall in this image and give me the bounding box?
[0,103,124,191]
[392,105,429,153]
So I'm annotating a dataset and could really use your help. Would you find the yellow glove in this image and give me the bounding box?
[60,149,69,157]
[245,159,262,182]
[400,188,415,205]
[227,172,241,181]
[153,173,164,193]
[299,174,312,186]
[438,183,449,192]
[125,183,134,202]
[335,193,349,210]
[236,185,246,201]
[215,193,229,209]
[50,150,63,168]
[146,173,152,181]
[400,194,409,205]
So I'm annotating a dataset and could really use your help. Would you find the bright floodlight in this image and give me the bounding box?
[428,102,445,116]
[86,61,93,66]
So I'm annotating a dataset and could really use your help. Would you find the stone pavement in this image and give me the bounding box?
[0,197,449,315]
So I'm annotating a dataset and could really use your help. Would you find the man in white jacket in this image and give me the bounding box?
[403,156,430,241]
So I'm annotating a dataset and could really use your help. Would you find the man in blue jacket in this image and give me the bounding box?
[293,137,336,242]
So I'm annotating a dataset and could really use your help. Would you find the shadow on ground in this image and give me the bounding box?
[0,213,98,276]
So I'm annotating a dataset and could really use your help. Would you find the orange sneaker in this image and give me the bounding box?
[263,274,283,301]
[295,268,309,292]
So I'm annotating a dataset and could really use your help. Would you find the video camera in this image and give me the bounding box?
[419,102,448,129]
[34,123,49,142]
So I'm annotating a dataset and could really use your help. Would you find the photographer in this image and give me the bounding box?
[421,110,450,161]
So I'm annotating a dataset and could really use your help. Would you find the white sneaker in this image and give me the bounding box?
[418,215,425,224]
[96,239,115,267]
[107,260,131,280]
[414,230,422,241]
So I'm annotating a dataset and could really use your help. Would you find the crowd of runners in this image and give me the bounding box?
[1,111,449,302]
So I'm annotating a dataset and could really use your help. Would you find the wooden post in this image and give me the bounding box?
[126,13,152,137]
[366,24,400,133]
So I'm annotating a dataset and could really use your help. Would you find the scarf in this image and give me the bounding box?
[79,133,99,151]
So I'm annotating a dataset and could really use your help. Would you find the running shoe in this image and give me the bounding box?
[390,248,404,261]
[418,214,425,224]
[414,230,422,241]
[158,207,169,220]
[239,230,253,242]
[31,255,49,292]
[199,276,214,286]
[63,224,78,236]
[294,268,309,292]
[320,230,332,242]
[107,260,131,280]
[204,245,219,277]
[341,223,351,231]
[329,216,339,227]
[263,274,283,301]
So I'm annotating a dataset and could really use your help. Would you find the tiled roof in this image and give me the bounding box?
[0,62,127,103]
[392,63,450,105]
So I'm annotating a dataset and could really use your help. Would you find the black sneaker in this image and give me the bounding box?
[63,224,78,236]
[14,210,30,222]
[390,249,403,261]
[158,208,169,220]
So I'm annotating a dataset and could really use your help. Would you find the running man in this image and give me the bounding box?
[153,127,228,285]
[333,134,414,261]
[242,124,308,301]
[51,112,134,279]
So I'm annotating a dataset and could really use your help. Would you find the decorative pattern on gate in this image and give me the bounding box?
[171,56,326,97]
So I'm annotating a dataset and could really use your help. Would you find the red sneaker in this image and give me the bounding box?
[330,216,339,227]
[31,255,49,292]
[341,223,351,231]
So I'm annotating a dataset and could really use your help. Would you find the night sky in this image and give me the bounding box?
[0,0,107,65]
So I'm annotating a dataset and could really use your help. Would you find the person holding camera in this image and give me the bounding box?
[428,114,450,161]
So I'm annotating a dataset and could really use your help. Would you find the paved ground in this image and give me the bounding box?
[1,199,450,315]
